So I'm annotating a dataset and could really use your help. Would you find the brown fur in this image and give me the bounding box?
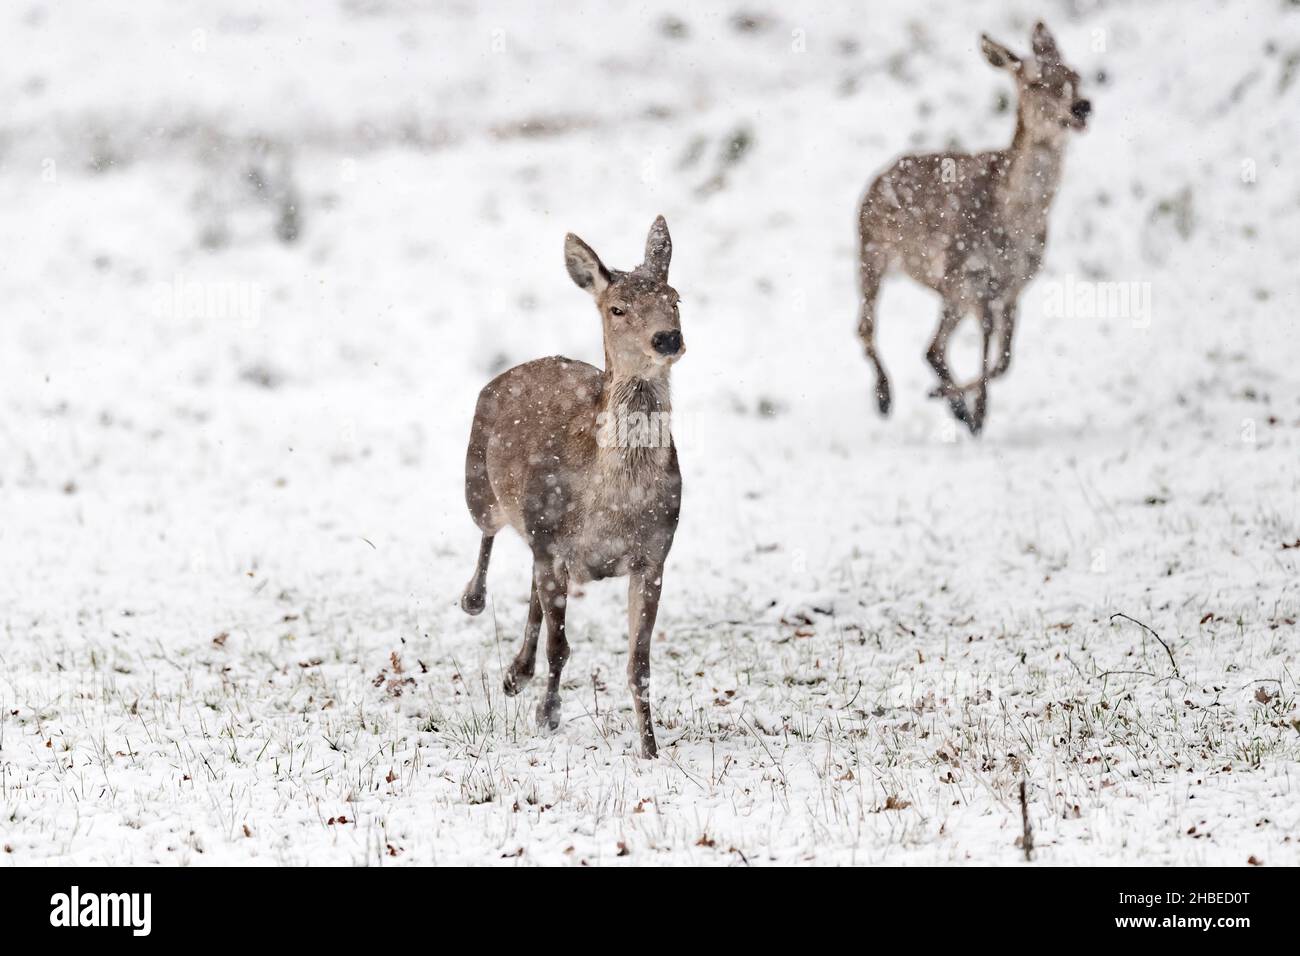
[461,217,684,758]
[856,22,1090,434]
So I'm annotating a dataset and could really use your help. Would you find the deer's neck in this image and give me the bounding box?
[595,369,673,471]
[998,112,1067,229]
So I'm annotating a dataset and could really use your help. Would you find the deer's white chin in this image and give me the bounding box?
[650,350,683,367]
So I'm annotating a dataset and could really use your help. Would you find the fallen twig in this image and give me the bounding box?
[1110,612,1180,678]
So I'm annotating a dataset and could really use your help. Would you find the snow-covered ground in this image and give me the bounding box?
[1,0,1298,865]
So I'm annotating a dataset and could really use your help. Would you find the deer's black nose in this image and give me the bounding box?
[651,330,682,356]
[1071,99,1092,121]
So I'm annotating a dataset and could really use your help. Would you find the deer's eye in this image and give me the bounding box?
[610,306,625,316]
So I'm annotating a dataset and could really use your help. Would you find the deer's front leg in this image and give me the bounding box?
[925,303,974,429]
[989,300,1017,380]
[534,560,569,732]
[627,566,663,758]
[969,303,997,435]
[939,300,1018,392]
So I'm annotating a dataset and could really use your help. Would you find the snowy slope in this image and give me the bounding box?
[0,0,1298,865]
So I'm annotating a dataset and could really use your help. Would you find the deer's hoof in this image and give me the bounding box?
[502,666,531,697]
[535,698,562,732]
[875,385,892,416]
[504,665,530,697]
[460,589,485,616]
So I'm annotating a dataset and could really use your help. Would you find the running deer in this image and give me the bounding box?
[460,217,684,758]
[855,22,1090,434]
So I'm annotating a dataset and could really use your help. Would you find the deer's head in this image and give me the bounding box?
[565,217,684,377]
[982,22,1091,137]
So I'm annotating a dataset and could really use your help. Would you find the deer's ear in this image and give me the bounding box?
[1031,21,1060,61]
[565,233,610,297]
[980,34,1021,72]
[643,215,672,280]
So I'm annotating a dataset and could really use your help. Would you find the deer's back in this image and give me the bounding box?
[861,149,1031,299]
[467,355,601,532]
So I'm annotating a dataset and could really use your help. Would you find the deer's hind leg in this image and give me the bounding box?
[856,244,892,415]
[461,418,503,615]
[503,581,542,696]
[925,302,975,430]
[460,534,494,615]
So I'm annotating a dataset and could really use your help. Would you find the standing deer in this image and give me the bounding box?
[460,216,684,758]
[855,22,1090,434]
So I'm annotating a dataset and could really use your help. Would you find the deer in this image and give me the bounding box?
[459,216,684,759]
[855,22,1090,435]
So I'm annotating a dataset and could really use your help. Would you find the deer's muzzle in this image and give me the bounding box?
[651,330,682,356]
